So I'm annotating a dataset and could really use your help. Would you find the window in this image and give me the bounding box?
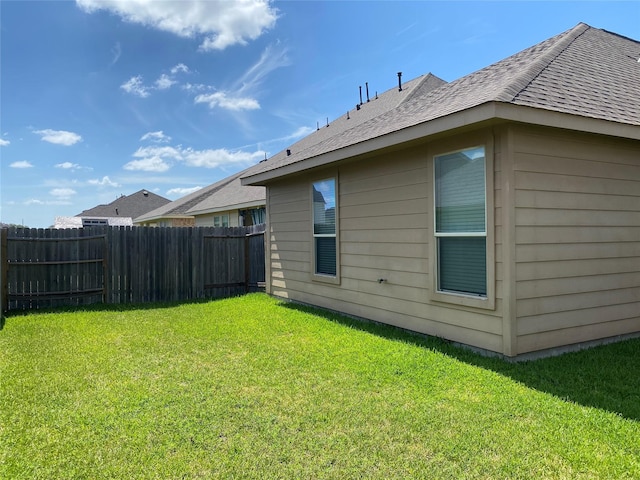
[240,207,266,226]
[312,178,337,277]
[214,214,229,227]
[434,146,486,297]
[82,218,108,228]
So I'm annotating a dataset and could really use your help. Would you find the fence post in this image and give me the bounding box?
[1,228,8,317]
[102,231,109,305]
[244,232,250,294]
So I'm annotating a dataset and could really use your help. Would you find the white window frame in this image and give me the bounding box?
[428,135,495,310]
[214,214,229,227]
[311,175,340,284]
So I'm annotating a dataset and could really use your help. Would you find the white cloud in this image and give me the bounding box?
[121,75,150,98]
[167,186,203,196]
[76,0,278,51]
[10,160,33,168]
[140,131,171,143]
[0,138,9,146]
[155,74,176,90]
[182,83,210,92]
[192,43,288,112]
[123,68,189,97]
[55,162,78,169]
[34,129,82,146]
[26,198,72,206]
[182,147,264,168]
[50,188,77,199]
[237,43,290,95]
[124,143,264,172]
[54,162,92,172]
[123,157,171,172]
[133,145,182,161]
[194,91,260,111]
[284,126,315,142]
[171,63,190,75]
[110,41,122,67]
[88,176,121,187]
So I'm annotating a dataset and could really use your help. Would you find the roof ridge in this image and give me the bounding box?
[498,22,590,102]
[399,72,447,106]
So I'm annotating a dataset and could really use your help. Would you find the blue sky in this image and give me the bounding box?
[1,1,638,227]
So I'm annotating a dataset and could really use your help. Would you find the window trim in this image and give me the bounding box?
[213,214,229,227]
[428,135,495,310]
[310,175,340,284]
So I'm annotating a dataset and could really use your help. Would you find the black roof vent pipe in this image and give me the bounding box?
[359,86,363,105]
[397,72,403,91]
[366,82,370,102]
[286,149,291,156]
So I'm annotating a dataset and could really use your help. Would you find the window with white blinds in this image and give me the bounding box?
[434,146,487,297]
[312,178,337,276]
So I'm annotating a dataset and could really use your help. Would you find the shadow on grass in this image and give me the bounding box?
[280,301,640,422]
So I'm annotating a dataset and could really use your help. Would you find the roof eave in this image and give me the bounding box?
[133,214,195,223]
[242,102,640,185]
[242,102,501,185]
[495,103,640,141]
[187,199,266,216]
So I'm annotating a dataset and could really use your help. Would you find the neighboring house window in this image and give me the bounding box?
[434,146,486,297]
[312,178,337,277]
[250,207,266,225]
[214,214,229,227]
[240,207,266,226]
[82,218,108,228]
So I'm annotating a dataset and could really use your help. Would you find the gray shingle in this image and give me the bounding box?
[77,189,170,219]
[135,163,266,222]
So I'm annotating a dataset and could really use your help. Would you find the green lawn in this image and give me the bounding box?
[1,293,639,479]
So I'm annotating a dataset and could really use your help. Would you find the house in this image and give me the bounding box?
[242,23,640,359]
[134,165,265,227]
[54,189,170,228]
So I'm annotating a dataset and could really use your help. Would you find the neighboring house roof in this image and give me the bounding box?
[77,189,170,219]
[135,164,265,223]
[186,171,265,216]
[243,23,640,185]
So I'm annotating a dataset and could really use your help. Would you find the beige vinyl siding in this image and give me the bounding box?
[194,211,240,227]
[267,138,504,353]
[512,126,640,353]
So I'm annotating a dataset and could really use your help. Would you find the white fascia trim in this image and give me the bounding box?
[133,214,194,223]
[187,200,265,216]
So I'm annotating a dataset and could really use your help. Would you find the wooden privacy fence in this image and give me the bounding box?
[0,224,265,312]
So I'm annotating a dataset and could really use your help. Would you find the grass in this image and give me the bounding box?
[1,293,639,479]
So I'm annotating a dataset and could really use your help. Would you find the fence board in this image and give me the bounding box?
[1,224,265,312]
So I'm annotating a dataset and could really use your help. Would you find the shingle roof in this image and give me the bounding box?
[77,189,170,219]
[135,164,265,222]
[186,173,264,215]
[243,23,640,183]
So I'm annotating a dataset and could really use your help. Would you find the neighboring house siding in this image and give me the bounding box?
[268,139,505,353]
[171,218,196,227]
[512,126,640,353]
[194,211,240,227]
